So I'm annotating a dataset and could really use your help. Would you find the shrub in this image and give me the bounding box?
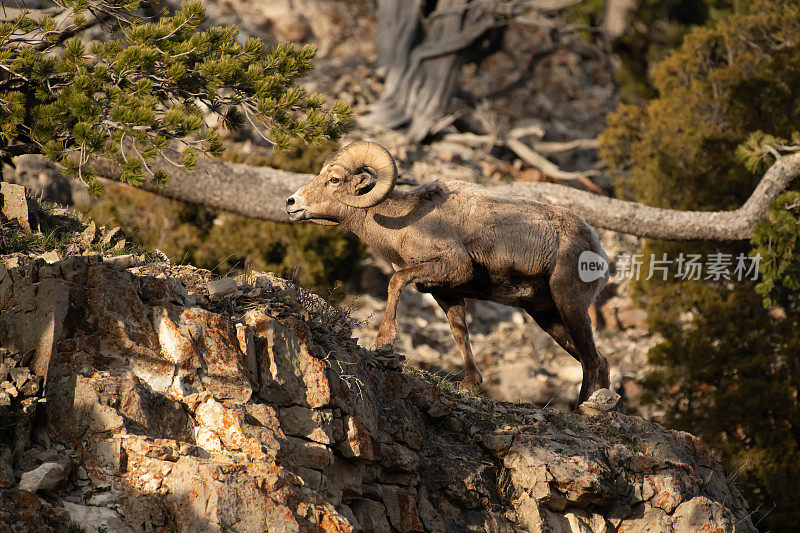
[600,0,800,527]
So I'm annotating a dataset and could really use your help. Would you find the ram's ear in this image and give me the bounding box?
[353,170,377,195]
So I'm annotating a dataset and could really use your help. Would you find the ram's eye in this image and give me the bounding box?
[329,176,340,184]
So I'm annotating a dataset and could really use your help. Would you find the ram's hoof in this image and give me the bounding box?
[374,344,394,356]
[458,377,483,391]
[375,331,397,347]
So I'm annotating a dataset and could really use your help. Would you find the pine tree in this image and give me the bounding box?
[0,0,352,196]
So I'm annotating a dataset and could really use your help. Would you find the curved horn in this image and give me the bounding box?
[331,141,398,208]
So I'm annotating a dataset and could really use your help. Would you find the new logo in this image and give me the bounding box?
[578,250,609,283]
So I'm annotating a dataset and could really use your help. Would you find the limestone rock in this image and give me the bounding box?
[643,470,699,514]
[62,502,136,533]
[0,227,757,532]
[619,504,673,533]
[278,406,335,444]
[514,493,555,532]
[339,415,375,460]
[207,276,237,298]
[286,436,333,470]
[1,383,17,398]
[0,273,69,381]
[79,220,99,248]
[381,485,424,532]
[672,496,737,533]
[104,253,145,270]
[152,305,255,402]
[194,397,282,460]
[18,462,67,492]
[244,309,331,408]
[562,509,610,532]
[578,388,625,416]
[9,366,31,388]
[100,226,126,248]
[1,183,34,231]
[352,498,392,533]
[39,250,60,264]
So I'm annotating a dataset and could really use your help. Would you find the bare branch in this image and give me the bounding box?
[506,138,599,180]
[443,130,601,181]
[88,151,800,241]
[508,124,546,139]
[500,152,800,240]
[92,156,311,223]
[442,132,495,146]
[532,138,599,154]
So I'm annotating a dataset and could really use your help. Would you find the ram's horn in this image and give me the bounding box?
[331,141,398,208]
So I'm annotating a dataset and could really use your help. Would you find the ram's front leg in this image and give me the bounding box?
[376,263,431,347]
[375,258,463,348]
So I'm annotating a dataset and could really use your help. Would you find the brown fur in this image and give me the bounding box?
[287,149,610,405]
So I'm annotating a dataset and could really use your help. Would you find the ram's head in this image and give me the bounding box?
[286,141,398,226]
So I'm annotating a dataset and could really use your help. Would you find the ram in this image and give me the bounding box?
[286,141,610,405]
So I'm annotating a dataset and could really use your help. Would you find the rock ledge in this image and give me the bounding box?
[0,250,754,532]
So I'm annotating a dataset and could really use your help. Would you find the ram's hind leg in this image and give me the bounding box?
[525,308,588,405]
[433,295,482,390]
[548,271,610,405]
[525,309,581,363]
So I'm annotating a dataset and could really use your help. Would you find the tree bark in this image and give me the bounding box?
[365,0,582,142]
[93,152,800,241]
[365,0,497,141]
[375,0,424,70]
[499,152,800,240]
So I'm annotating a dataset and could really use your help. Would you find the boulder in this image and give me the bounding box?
[61,502,136,533]
[578,388,626,416]
[18,462,67,492]
[1,183,34,231]
[99,226,126,248]
[78,221,99,248]
[278,406,335,444]
[672,496,737,533]
[207,276,237,298]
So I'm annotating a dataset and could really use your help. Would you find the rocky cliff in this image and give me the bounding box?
[0,194,755,532]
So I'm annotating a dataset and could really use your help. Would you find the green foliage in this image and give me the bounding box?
[0,0,352,196]
[600,1,800,527]
[751,192,800,309]
[84,187,364,298]
[0,196,145,257]
[641,288,800,528]
[219,138,338,174]
[736,131,784,174]
[568,0,737,101]
[600,1,800,210]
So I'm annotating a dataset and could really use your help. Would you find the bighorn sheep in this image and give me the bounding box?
[286,141,610,404]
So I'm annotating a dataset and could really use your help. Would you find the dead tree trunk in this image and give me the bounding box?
[365,0,583,142]
[365,0,499,142]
